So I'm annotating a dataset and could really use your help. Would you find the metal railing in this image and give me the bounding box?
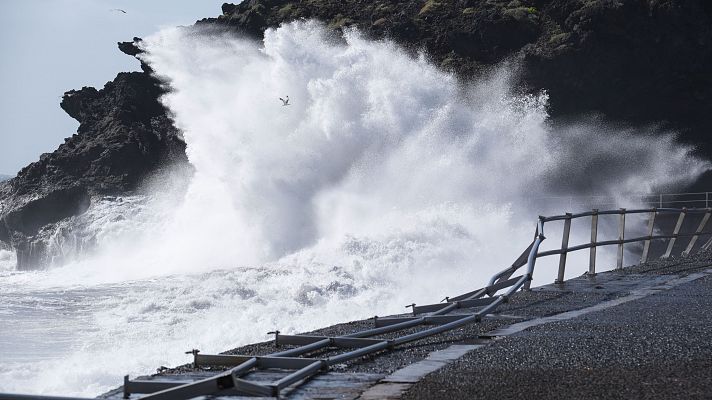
[1,208,708,400]
[118,222,548,399]
[533,191,712,210]
[538,208,712,283]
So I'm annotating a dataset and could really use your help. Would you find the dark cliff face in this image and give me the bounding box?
[1,0,711,270]
[523,0,712,152]
[0,60,187,269]
[14,71,185,197]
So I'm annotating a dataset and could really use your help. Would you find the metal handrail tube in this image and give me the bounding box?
[542,207,710,222]
[375,314,472,327]
[421,276,523,315]
[391,296,506,346]
[504,275,531,298]
[228,357,259,377]
[391,228,544,347]
[413,274,527,316]
[413,296,499,315]
[276,335,385,347]
[272,339,331,357]
[141,369,240,400]
[486,241,535,287]
[326,341,392,365]
[448,287,487,303]
[524,219,545,284]
[536,230,712,258]
[195,354,253,367]
[272,316,424,356]
[431,302,458,315]
[485,275,526,295]
[346,317,425,338]
[273,361,325,391]
[141,358,258,400]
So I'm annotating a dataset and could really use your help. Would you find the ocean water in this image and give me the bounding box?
[0,21,705,396]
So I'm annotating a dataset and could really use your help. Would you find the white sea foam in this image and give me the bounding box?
[0,249,15,273]
[0,21,706,396]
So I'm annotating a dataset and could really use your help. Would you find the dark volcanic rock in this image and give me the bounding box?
[9,70,185,197]
[524,0,712,153]
[118,37,154,73]
[0,47,187,270]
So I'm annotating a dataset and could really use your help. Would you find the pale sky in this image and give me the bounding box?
[0,0,222,175]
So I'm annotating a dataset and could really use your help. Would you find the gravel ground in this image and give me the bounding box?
[149,249,712,400]
[402,272,712,400]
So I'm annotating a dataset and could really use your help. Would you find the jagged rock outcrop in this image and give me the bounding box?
[0,55,187,269]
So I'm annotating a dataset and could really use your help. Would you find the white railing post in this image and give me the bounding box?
[616,208,626,269]
[663,208,686,258]
[641,209,656,263]
[683,209,711,256]
[589,209,599,275]
[556,213,572,284]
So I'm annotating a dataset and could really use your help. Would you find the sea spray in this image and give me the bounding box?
[0,20,706,396]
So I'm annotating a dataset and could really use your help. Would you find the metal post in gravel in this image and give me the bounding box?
[556,213,572,283]
[641,209,656,263]
[617,208,626,269]
[683,209,711,256]
[589,209,598,275]
[663,208,686,258]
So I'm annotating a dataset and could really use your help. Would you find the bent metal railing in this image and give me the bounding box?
[122,223,548,399]
[0,208,708,400]
[539,207,712,283]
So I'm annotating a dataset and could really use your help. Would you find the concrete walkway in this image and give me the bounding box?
[404,269,712,400]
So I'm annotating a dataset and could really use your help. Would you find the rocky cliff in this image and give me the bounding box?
[1,0,711,269]
[0,65,187,269]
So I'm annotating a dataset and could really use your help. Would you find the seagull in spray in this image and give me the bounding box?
[279,96,290,106]
[110,8,127,14]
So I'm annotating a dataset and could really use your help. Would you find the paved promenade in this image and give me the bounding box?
[404,266,712,399]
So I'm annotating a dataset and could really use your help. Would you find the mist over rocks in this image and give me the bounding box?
[0,0,711,270]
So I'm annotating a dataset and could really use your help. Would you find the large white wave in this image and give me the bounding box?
[0,20,706,396]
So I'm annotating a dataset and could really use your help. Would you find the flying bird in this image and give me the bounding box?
[279,96,290,106]
[110,8,127,14]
